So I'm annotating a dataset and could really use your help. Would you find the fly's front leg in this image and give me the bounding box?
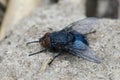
[29,49,48,56]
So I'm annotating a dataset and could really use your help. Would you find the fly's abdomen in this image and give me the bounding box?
[72,31,89,45]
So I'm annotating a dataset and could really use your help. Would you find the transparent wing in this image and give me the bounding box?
[63,17,99,34]
[66,40,102,63]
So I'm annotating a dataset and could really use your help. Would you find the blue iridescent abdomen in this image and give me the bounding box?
[72,31,89,45]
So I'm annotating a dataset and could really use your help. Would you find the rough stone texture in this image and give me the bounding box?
[0,0,120,80]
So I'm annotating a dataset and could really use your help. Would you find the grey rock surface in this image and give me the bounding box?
[0,0,120,80]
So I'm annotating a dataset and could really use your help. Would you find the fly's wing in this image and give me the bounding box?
[66,40,102,63]
[62,17,99,34]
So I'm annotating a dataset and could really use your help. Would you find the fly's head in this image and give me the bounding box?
[26,32,51,56]
[40,32,51,48]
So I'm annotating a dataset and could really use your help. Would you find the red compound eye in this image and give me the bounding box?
[41,32,51,48]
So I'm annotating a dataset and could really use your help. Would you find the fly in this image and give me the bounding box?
[27,17,102,65]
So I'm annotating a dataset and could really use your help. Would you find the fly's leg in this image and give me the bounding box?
[48,53,62,65]
[26,41,39,46]
[84,30,96,36]
[29,49,47,56]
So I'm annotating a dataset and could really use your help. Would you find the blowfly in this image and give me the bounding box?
[27,18,102,65]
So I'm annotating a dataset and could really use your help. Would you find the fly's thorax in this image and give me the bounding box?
[40,32,51,48]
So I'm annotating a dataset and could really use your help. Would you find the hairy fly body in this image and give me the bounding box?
[27,18,101,65]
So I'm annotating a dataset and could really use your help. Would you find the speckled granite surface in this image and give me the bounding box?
[0,0,120,80]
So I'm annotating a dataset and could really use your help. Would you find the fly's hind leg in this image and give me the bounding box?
[84,30,96,36]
